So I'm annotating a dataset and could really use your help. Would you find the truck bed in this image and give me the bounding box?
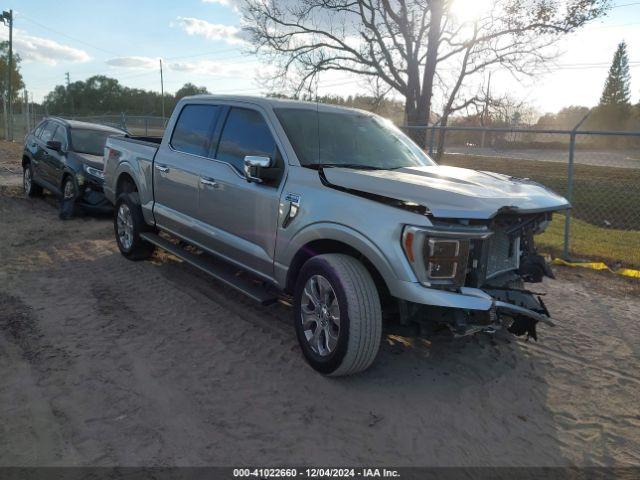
[103,135,161,211]
[122,135,163,147]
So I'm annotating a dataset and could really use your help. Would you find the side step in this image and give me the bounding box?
[140,232,279,306]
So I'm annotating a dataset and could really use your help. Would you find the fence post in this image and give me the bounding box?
[119,112,127,131]
[428,125,436,156]
[562,110,592,259]
[563,131,576,259]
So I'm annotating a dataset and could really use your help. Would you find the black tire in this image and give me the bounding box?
[23,163,43,197]
[293,254,382,376]
[113,192,155,261]
[59,175,79,220]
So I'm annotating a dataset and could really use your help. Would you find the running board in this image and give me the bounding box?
[140,232,278,306]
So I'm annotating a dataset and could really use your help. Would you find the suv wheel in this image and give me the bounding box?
[114,192,155,261]
[293,254,382,376]
[59,175,79,220]
[23,163,43,197]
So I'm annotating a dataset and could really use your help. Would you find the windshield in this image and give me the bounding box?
[274,108,436,170]
[70,129,121,156]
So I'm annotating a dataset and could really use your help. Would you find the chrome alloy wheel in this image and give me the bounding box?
[116,203,134,251]
[301,274,341,357]
[23,167,32,193]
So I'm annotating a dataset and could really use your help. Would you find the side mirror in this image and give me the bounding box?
[46,140,63,152]
[243,155,272,183]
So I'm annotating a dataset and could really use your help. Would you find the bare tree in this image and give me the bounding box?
[242,0,608,145]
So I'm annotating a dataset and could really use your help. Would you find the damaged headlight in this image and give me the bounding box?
[84,164,105,180]
[402,225,491,287]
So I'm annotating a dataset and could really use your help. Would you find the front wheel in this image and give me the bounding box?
[114,193,155,261]
[59,175,79,220]
[293,254,382,376]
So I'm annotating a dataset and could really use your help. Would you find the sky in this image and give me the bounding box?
[3,0,640,116]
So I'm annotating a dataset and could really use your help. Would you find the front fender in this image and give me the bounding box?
[276,221,416,295]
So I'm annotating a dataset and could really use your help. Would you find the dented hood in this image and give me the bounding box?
[323,165,570,219]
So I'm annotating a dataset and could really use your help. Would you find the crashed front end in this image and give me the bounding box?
[401,210,559,340]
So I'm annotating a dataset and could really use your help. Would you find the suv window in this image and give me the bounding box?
[216,108,276,172]
[170,104,220,156]
[40,122,58,143]
[34,121,46,138]
[52,125,68,150]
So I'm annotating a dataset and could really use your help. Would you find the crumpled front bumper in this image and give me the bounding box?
[78,177,112,213]
[388,278,554,326]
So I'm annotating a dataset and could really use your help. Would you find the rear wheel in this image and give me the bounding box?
[114,192,155,261]
[23,163,43,197]
[293,254,382,376]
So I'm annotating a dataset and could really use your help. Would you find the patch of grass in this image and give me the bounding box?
[440,155,640,268]
[536,214,640,268]
[442,154,640,231]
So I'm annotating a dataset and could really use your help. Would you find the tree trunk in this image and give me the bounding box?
[404,96,429,147]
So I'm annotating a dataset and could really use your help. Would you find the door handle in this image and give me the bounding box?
[200,177,219,188]
[155,165,170,173]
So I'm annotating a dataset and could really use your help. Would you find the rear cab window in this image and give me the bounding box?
[170,104,221,157]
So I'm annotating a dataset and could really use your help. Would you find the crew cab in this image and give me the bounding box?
[103,95,569,376]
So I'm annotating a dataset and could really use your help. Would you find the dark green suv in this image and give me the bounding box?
[22,117,125,219]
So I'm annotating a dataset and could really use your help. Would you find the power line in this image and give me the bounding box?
[17,13,121,56]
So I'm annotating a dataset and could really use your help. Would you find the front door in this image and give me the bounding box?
[152,103,222,240]
[197,106,285,280]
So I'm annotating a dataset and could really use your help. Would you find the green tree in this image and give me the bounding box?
[599,41,631,108]
[600,41,631,107]
[175,83,209,100]
[0,41,25,105]
[590,41,632,130]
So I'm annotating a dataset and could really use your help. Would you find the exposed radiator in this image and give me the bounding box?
[486,230,520,278]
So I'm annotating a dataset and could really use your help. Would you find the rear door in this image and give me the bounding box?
[152,103,222,240]
[196,106,286,279]
[35,121,60,187]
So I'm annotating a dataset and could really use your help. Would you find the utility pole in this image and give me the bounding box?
[480,72,492,148]
[23,89,29,132]
[159,59,165,122]
[2,10,13,141]
[65,72,74,113]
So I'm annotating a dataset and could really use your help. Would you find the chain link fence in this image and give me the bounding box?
[404,125,640,270]
[2,110,637,270]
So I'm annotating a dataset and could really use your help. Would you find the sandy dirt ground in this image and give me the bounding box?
[1,141,639,467]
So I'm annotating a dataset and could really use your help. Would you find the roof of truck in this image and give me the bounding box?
[183,94,374,115]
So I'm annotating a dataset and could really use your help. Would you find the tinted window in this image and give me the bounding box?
[34,121,46,138]
[71,129,121,156]
[40,122,58,143]
[52,125,68,149]
[170,104,220,156]
[275,108,436,169]
[216,108,275,172]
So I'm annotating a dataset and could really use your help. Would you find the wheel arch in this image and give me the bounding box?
[115,171,139,196]
[284,230,392,302]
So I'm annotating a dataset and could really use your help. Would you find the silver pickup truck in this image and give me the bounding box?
[103,95,569,376]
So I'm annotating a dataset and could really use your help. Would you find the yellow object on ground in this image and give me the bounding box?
[551,258,640,279]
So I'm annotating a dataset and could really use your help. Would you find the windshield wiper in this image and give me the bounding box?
[305,163,388,171]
